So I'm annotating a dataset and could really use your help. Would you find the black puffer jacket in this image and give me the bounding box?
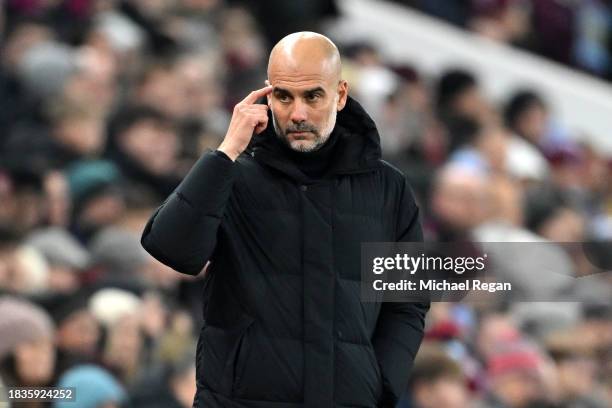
[141,97,429,408]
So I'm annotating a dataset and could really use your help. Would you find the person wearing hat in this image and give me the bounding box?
[27,227,91,294]
[0,296,56,408]
[479,341,551,408]
[53,365,126,408]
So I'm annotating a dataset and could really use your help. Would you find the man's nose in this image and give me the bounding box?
[289,101,308,123]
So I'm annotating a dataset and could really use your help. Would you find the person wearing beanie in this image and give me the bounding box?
[27,227,91,270]
[0,296,56,397]
[65,160,125,243]
[89,226,150,280]
[480,341,551,408]
[89,288,144,384]
[53,365,126,408]
[27,227,91,294]
[17,41,78,101]
[88,287,141,328]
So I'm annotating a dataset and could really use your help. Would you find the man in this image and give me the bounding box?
[141,32,429,408]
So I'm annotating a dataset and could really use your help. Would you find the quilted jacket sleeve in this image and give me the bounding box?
[141,151,237,275]
[372,178,430,407]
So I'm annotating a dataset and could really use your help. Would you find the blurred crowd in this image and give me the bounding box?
[0,1,611,408]
[393,0,612,81]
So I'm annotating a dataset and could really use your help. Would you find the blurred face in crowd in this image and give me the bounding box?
[0,186,46,234]
[77,191,126,232]
[47,265,80,293]
[14,338,55,385]
[486,175,524,225]
[476,315,520,359]
[266,32,348,153]
[136,66,189,118]
[491,370,543,408]
[104,314,143,377]
[476,126,508,173]
[175,56,223,116]
[57,310,101,355]
[413,377,470,408]
[119,119,179,175]
[63,47,118,114]
[557,355,598,398]
[139,291,168,339]
[53,115,106,156]
[452,85,490,122]
[537,207,585,242]
[431,165,490,233]
[515,102,548,144]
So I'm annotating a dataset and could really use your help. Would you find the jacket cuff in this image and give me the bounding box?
[213,149,232,161]
[176,150,236,209]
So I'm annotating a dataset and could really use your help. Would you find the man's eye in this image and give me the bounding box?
[277,94,291,102]
[306,93,321,102]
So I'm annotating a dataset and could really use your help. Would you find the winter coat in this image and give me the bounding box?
[141,97,429,408]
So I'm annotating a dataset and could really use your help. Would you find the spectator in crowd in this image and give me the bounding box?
[46,291,101,375]
[547,335,609,408]
[27,227,90,294]
[480,341,552,408]
[65,160,125,243]
[107,105,182,199]
[54,365,127,408]
[400,344,472,408]
[428,163,490,241]
[0,296,56,408]
[435,68,493,126]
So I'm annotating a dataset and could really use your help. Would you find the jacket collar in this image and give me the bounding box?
[249,96,383,183]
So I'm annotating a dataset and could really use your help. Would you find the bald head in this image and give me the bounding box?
[268,32,342,83]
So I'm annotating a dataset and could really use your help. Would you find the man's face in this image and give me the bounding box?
[267,72,347,153]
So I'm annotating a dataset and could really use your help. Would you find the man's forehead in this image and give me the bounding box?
[269,72,332,90]
[267,32,341,86]
[268,61,338,90]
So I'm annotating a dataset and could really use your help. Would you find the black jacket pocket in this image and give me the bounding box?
[218,314,254,395]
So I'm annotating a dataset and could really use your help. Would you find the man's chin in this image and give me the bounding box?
[288,140,319,153]
[283,133,317,152]
[277,130,327,153]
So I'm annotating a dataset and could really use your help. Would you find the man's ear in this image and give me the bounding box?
[337,80,349,111]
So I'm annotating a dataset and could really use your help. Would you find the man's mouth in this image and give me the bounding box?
[288,131,313,138]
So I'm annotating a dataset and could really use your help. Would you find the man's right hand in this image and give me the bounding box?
[218,85,273,161]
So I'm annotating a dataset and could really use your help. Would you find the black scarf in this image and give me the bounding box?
[273,127,340,180]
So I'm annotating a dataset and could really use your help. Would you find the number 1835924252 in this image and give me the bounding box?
[3,387,75,402]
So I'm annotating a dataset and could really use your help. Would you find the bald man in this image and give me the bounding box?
[142,32,429,408]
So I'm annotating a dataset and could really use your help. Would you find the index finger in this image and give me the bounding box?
[242,85,273,104]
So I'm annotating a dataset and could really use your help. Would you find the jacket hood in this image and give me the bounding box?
[249,96,383,182]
